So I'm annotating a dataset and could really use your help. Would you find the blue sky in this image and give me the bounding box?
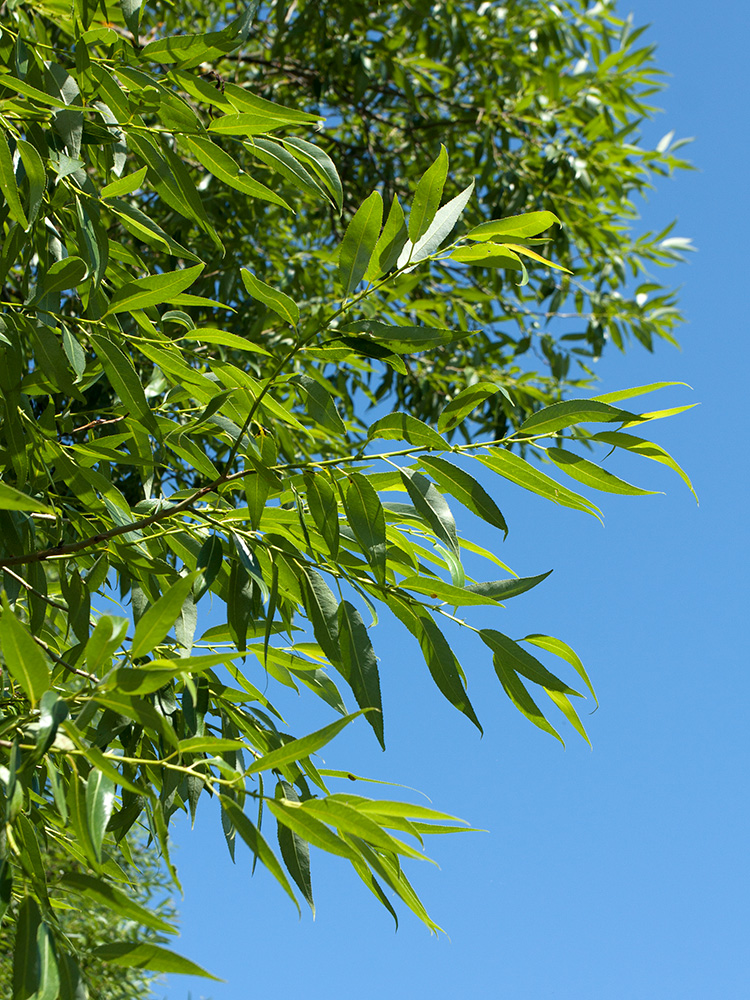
[158,2,749,997]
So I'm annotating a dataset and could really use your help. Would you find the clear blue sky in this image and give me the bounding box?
[158,2,749,997]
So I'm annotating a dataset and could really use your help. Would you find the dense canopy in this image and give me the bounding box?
[0,0,693,993]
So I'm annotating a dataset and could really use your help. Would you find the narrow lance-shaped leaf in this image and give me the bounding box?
[408,145,449,243]
[0,131,28,228]
[523,634,597,705]
[0,595,50,704]
[219,796,300,914]
[465,211,560,241]
[245,711,366,775]
[105,263,204,315]
[338,190,383,295]
[367,412,447,451]
[590,430,697,502]
[406,178,475,266]
[304,473,340,558]
[16,139,46,227]
[478,447,602,519]
[417,454,509,536]
[337,601,384,748]
[60,873,175,933]
[301,568,341,664]
[86,769,115,865]
[131,573,198,658]
[13,896,41,999]
[35,920,59,1000]
[387,595,482,733]
[493,655,564,744]
[275,781,314,914]
[183,136,291,210]
[343,473,387,584]
[93,943,221,980]
[437,381,512,433]
[546,447,658,496]
[89,333,159,434]
[365,193,407,280]
[282,135,343,212]
[241,268,299,326]
[518,399,639,437]
[400,468,459,556]
[480,629,581,695]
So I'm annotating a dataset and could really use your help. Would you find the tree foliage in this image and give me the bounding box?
[0,0,693,992]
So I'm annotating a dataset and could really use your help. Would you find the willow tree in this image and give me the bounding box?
[0,0,693,992]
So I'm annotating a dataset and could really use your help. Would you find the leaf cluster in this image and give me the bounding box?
[0,0,695,992]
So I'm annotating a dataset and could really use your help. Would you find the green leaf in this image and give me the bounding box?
[408,145,448,243]
[275,781,314,914]
[437,381,510,433]
[120,0,144,36]
[592,381,690,405]
[502,242,571,273]
[35,690,69,757]
[523,634,597,705]
[100,164,148,199]
[60,873,175,933]
[86,615,128,675]
[387,595,481,732]
[249,137,330,202]
[219,796,300,913]
[16,139,46,227]
[86,768,115,865]
[35,919,59,1000]
[108,200,202,262]
[32,256,87,302]
[88,333,159,433]
[343,473,387,584]
[0,595,50,704]
[546,447,658,495]
[304,473,340,558]
[480,630,579,695]
[140,8,254,67]
[367,412,446,451]
[465,211,560,241]
[464,571,552,602]
[365,194,407,280]
[131,573,199,658]
[291,373,345,432]
[405,179,475,266]
[519,399,638,437]
[184,136,290,209]
[240,268,299,325]
[178,736,246,754]
[338,190,383,295]
[493,655,563,744]
[337,601,384,748]
[478,447,602,518]
[0,132,27,229]
[590,430,697,502]
[282,135,343,212]
[397,577,501,606]
[449,243,524,269]
[245,711,365,775]
[13,896,41,999]
[105,263,204,315]
[267,798,357,859]
[400,468,458,555]
[0,482,51,513]
[339,319,468,354]
[417,455,509,536]
[94,942,221,980]
[300,798,424,859]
